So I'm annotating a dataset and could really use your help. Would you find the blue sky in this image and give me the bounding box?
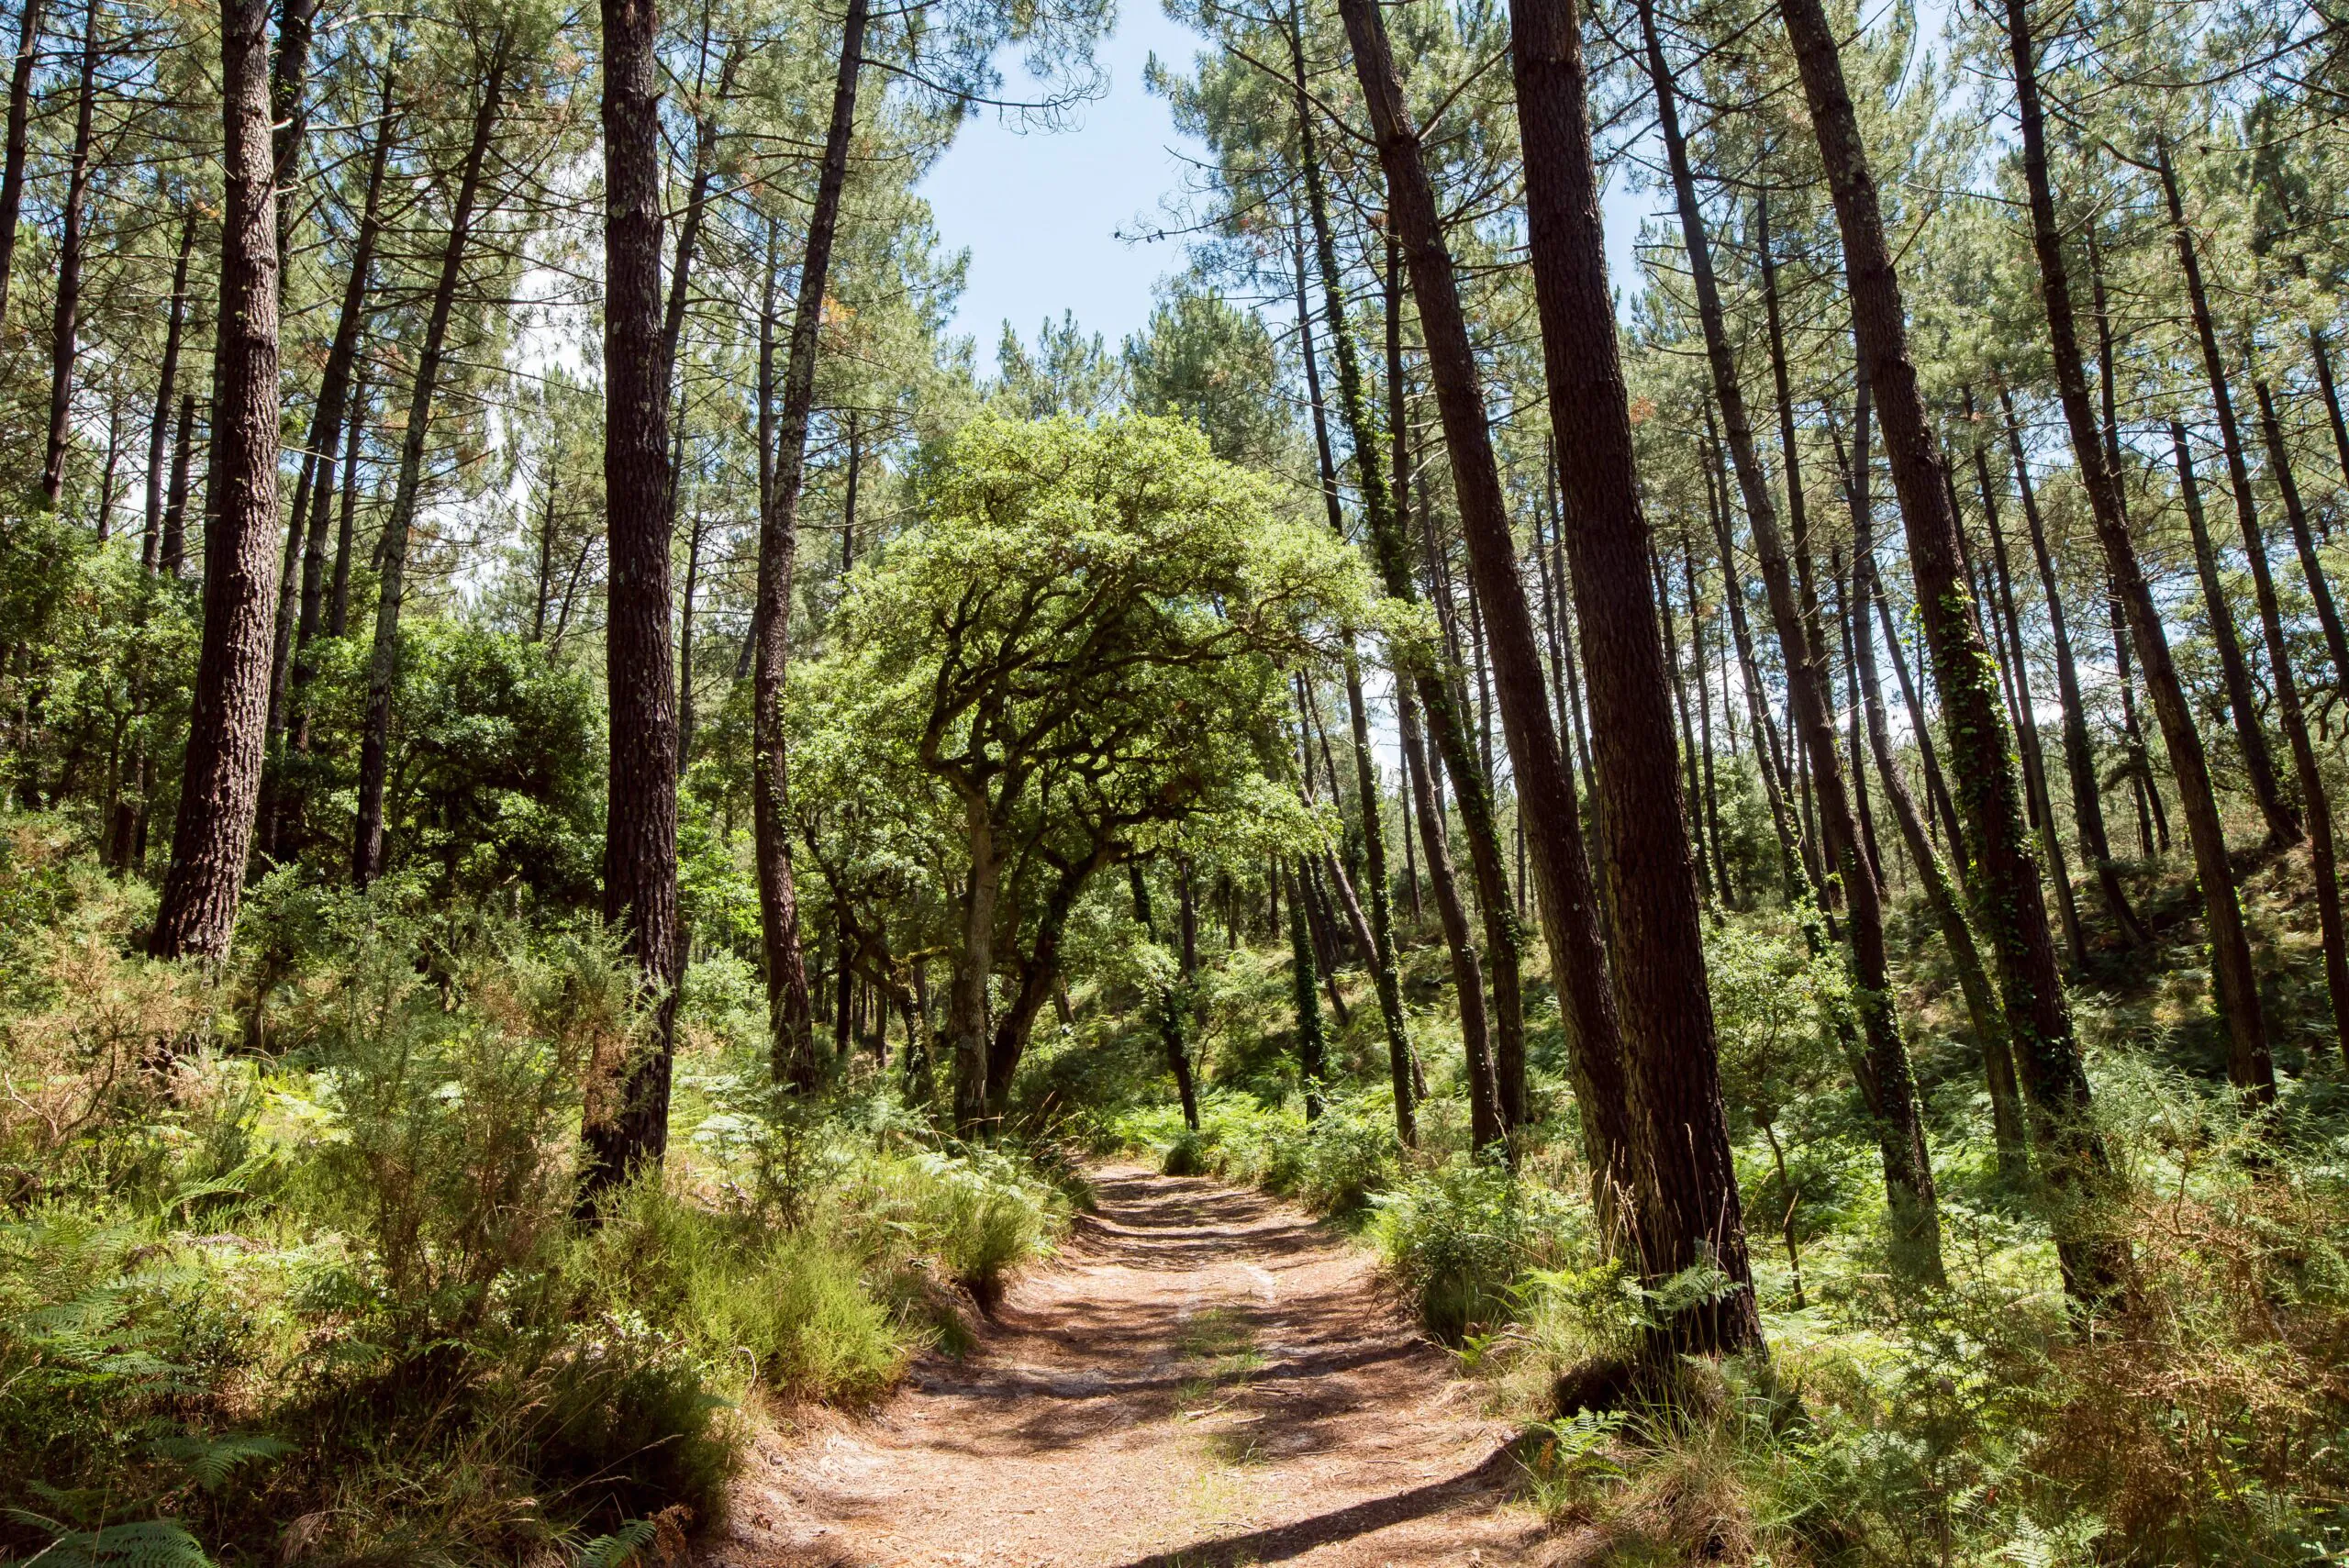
[918,2,1659,356]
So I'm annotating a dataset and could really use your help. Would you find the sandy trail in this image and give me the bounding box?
[707,1165,1544,1568]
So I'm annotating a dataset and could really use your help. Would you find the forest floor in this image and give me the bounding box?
[707,1165,1546,1568]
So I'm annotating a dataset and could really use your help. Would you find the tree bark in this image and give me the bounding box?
[1397,677,1501,1147]
[754,0,866,1090]
[159,392,195,577]
[1289,226,1414,1144]
[144,217,197,569]
[1286,860,1329,1119]
[1846,385,2029,1182]
[1997,392,2147,945]
[1706,409,1809,899]
[1286,27,1564,1157]
[328,378,364,637]
[2162,138,2302,849]
[581,0,685,1200]
[2169,419,2295,842]
[1972,429,2086,968]
[1504,0,1763,1334]
[150,0,278,962]
[2309,328,2349,492]
[39,0,97,506]
[1777,0,2121,1302]
[1634,6,1935,1284]
[0,0,43,324]
[2255,378,2349,695]
[352,50,507,885]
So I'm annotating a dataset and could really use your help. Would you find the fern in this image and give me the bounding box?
[17,1518,214,1568]
[147,1432,295,1492]
[573,1519,658,1568]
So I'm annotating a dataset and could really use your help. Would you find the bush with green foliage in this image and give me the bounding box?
[0,820,1067,1565]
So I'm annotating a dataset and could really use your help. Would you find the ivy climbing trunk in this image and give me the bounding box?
[1777,0,2123,1304]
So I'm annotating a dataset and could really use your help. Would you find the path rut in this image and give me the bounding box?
[708,1165,1543,1568]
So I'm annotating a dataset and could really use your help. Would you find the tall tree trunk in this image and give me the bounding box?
[1289,228,1415,1144]
[1635,0,1935,1285]
[2309,328,2349,491]
[1502,0,1763,1335]
[1651,538,1710,899]
[159,392,195,576]
[144,217,197,568]
[150,0,278,962]
[39,0,96,506]
[1707,411,1809,899]
[1973,432,2086,968]
[754,0,864,1091]
[1997,391,2147,944]
[1872,572,1965,862]
[1286,860,1328,1120]
[2110,595,2166,855]
[2212,402,2343,1073]
[352,51,507,885]
[581,0,685,1200]
[2255,378,2349,695]
[268,0,317,248]
[677,513,703,774]
[1287,20,1598,1168]
[1847,383,2030,1181]
[2169,419,2295,842]
[328,377,363,636]
[1776,0,2121,1303]
[2162,138,2303,840]
[0,0,43,323]
[2086,229,2172,857]
[1683,523,1730,903]
[1397,678,1502,1146]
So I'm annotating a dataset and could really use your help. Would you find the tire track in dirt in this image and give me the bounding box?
[708,1165,1543,1568]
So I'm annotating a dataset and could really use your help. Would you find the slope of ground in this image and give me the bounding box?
[710,1165,1543,1568]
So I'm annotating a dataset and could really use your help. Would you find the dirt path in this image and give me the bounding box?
[708,1165,1545,1568]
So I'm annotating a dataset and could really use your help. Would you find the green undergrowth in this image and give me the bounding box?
[0,819,1067,1567]
[1076,850,2349,1564]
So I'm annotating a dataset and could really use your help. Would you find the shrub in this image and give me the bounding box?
[1370,1159,1588,1342]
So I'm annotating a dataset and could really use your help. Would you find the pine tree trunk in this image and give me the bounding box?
[149,0,278,963]
[2309,329,2349,491]
[0,0,43,324]
[1397,676,1502,1148]
[1848,386,2030,1181]
[1635,6,1936,1284]
[677,515,702,775]
[1996,392,2147,944]
[1288,20,1609,1165]
[1706,409,1809,898]
[1289,229,1415,1142]
[144,217,196,569]
[39,0,97,506]
[754,0,865,1092]
[1504,0,1764,1336]
[1777,0,2122,1302]
[1973,433,2086,968]
[328,380,363,637]
[352,52,507,886]
[1683,524,1730,904]
[579,0,685,1198]
[2255,379,2349,695]
[159,392,195,577]
[2169,420,2295,842]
